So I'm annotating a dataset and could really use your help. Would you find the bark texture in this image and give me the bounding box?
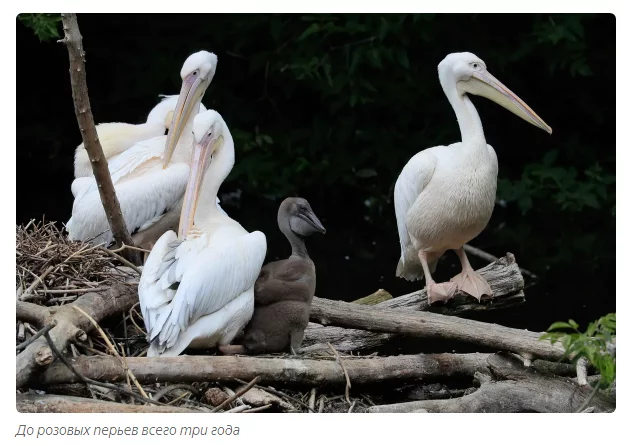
[60,13,139,263]
[39,353,490,387]
[16,284,138,388]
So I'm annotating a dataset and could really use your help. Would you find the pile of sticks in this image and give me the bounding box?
[15,221,614,413]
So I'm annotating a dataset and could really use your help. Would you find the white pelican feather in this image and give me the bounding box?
[139,110,266,357]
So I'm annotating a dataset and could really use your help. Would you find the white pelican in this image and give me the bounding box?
[394,52,552,304]
[138,109,267,357]
[73,95,207,181]
[66,51,223,248]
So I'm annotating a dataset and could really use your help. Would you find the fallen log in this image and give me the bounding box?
[16,284,137,388]
[306,297,563,361]
[368,353,613,413]
[304,254,525,352]
[17,394,198,413]
[39,353,490,387]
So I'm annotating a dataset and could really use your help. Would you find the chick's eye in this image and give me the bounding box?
[472,63,478,69]
[192,70,198,76]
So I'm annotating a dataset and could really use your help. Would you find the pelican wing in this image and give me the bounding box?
[74,123,164,178]
[141,229,267,352]
[80,136,168,194]
[393,150,438,266]
[66,137,188,246]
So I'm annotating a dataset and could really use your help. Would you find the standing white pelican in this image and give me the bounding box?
[66,51,223,248]
[394,52,552,304]
[139,110,267,357]
[73,95,207,181]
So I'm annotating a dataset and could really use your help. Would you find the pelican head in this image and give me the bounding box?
[438,52,552,134]
[178,110,225,238]
[279,197,326,237]
[163,51,218,168]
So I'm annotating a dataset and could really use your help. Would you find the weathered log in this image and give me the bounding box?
[17,394,198,413]
[16,284,137,388]
[60,13,140,264]
[307,297,563,361]
[39,353,489,387]
[16,301,52,326]
[304,254,525,352]
[368,353,614,413]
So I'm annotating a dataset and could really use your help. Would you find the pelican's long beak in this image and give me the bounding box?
[177,135,223,239]
[300,210,326,235]
[462,70,552,134]
[163,76,206,168]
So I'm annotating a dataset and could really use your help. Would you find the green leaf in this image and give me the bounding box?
[568,319,579,330]
[367,48,382,68]
[298,23,321,41]
[355,168,377,178]
[397,49,410,69]
[581,193,600,209]
[542,150,559,165]
[547,321,575,332]
[518,195,533,214]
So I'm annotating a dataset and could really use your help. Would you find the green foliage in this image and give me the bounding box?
[540,313,616,388]
[18,13,61,42]
[497,152,616,215]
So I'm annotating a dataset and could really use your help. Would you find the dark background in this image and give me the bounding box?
[17,13,615,332]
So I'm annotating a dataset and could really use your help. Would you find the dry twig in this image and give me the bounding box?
[327,343,352,404]
[16,323,56,352]
[212,376,261,413]
[72,305,148,399]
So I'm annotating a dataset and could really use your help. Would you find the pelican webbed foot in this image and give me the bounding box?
[450,270,492,302]
[426,281,459,305]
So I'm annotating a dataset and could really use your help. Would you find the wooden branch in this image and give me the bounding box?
[369,353,614,413]
[16,301,53,326]
[16,284,137,388]
[17,394,198,413]
[39,353,490,387]
[59,13,140,265]
[304,254,525,352]
[307,297,563,361]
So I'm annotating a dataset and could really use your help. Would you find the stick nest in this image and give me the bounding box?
[16,219,137,305]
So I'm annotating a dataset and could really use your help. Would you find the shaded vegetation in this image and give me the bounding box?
[541,313,616,389]
[17,13,615,331]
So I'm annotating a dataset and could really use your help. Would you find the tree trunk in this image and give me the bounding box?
[60,13,140,265]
